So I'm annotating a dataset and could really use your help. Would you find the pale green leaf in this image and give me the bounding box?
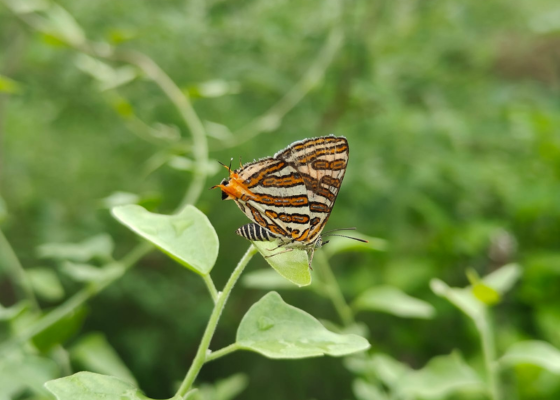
[371,354,411,387]
[353,379,388,400]
[236,292,370,358]
[27,267,64,301]
[45,371,181,400]
[192,373,248,400]
[37,234,114,263]
[71,333,137,385]
[112,205,218,275]
[253,241,311,287]
[0,351,58,398]
[500,340,560,374]
[60,262,124,283]
[44,4,86,47]
[345,353,410,387]
[204,120,233,140]
[242,269,302,290]
[319,320,369,337]
[323,232,387,257]
[353,285,435,319]
[100,191,140,208]
[396,352,484,398]
[482,263,522,294]
[431,279,486,324]
[74,54,137,91]
[3,0,49,14]
[187,79,240,98]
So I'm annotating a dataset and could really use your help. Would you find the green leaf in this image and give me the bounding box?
[45,371,181,400]
[344,354,411,387]
[191,373,248,400]
[242,269,302,290]
[373,354,411,387]
[323,232,387,257]
[71,333,137,385]
[43,4,86,47]
[236,292,369,358]
[100,191,140,208]
[0,351,58,398]
[431,278,486,324]
[3,0,49,14]
[395,352,484,398]
[482,263,522,294]
[27,267,65,301]
[74,54,137,91]
[472,282,500,305]
[253,241,311,287]
[352,379,388,400]
[37,234,114,263]
[345,353,410,387]
[60,261,124,283]
[0,74,21,94]
[353,285,435,319]
[500,340,560,374]
[112,205,218,275]
[186,79,240,98]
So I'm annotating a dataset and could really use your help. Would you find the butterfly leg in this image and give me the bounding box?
[265,248,294,258]
[266,242,289,252]
[306,248,316,270]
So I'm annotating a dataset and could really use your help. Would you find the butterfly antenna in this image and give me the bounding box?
[239,156,243,168]
[322,227,357,234]
[322,234,368,243]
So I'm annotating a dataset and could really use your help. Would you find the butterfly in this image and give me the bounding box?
[212,135,365,267]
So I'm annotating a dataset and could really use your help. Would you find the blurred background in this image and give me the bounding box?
[1,0,560,399]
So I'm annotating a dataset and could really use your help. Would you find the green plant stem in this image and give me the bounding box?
[478,312,500,400]
[314,250,354,327]
[0,241,153,356]
[202,275,218,303]
[0,229,39,311]
[176,245,258,398]
[205,343,240,363]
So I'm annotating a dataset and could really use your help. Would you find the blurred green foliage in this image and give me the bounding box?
[2,0,560,399]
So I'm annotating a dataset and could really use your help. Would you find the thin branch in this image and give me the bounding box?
[202,275,218,304]
[176,245,258,397]
[314,250,354,327]
[205,343,240,363]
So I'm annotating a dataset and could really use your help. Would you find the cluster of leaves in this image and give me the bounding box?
[2,0,560,399]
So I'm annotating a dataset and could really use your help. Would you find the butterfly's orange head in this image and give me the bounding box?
[211,164,255,201]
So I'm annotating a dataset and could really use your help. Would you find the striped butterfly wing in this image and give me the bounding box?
[230,157,311,240]
[275,136,349,244]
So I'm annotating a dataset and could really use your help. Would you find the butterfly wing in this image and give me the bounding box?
[232,157,311,240]
[275,136,349,244]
